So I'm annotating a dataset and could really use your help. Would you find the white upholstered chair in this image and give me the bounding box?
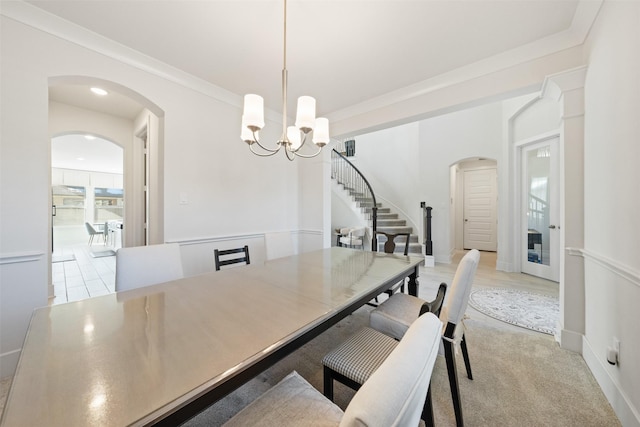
[115,243,184,292]
[222,312,442,427]
[369,249,480,427]
[339,227,365,249]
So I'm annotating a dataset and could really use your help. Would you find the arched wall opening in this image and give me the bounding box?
[47,75,165,298]
[450,157,499,257]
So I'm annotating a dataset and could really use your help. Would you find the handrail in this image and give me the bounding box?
[331,149,378,250]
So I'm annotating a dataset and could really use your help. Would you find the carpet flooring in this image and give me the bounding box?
[182,306,619,427]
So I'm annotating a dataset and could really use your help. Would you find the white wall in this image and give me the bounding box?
[0,15,316,378]
[349,103,505,263]
[581,2,640,425]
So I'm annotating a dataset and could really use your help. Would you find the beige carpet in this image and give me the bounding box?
[182,306,620,427]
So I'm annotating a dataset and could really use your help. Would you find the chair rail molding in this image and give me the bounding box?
[0,251,45,265]
[567,247,640,289]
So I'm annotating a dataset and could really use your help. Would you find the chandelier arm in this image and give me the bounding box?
[290,131,309,153]
[292,146,323,158]
[252,138,281,153]
[250,130,281,153]
[284,147,296,161]
[250,143,281,157]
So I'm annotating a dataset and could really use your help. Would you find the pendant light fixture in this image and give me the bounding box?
[240,0,329,160]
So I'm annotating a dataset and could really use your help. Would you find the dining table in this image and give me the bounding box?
[0,247,423,426]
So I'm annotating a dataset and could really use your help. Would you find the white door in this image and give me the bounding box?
[521,138,559,282]
[463,168,497,251]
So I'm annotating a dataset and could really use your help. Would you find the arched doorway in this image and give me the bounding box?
[48,76,164,302]
[450,158,498,254]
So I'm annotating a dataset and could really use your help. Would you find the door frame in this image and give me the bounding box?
[513,131,560,281]
[463,167,498,251]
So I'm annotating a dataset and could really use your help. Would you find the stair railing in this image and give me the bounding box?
[331,149,378,250]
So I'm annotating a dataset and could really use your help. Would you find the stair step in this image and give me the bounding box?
[376,233,420,243]
[377,241,423,255]
[358,201,382,208]
[376,213,398,220]
[364,207,390,214]
[377,219,406,227]
[376,225,413,234]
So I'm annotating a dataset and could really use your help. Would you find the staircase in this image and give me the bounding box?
[332,149,422,255]
[351,193,422,255]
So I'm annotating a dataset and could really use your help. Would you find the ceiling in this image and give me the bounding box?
[30,0,583,118]
[52,134,123,174]
[27,0,588,172]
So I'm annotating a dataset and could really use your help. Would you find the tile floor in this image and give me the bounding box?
[51,243,117,305]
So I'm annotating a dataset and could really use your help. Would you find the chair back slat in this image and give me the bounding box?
[375,231,410,255]
[214,245,250,271]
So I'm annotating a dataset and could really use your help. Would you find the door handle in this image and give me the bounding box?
[52,205,56,216]
[548,225,556,229]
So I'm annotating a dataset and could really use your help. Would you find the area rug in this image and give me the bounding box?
[468,287,559,335]
[90,249,116,258]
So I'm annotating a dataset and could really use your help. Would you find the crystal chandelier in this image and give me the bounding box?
[241,0,329,161]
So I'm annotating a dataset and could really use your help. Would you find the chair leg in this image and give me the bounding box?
[323,366,334,401]
[444,338,464,427]
[422,383,435,427]
[460,332,473,380]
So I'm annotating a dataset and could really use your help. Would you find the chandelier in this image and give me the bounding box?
[241,0,329,161]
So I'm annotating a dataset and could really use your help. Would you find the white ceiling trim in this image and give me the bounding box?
[327,0,602,124]
[2,0,601,128]
[1,2,288,118]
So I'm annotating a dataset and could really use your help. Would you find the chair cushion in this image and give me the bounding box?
[322,327,398,385]
[369,293,425,340]
[223,371,343,427]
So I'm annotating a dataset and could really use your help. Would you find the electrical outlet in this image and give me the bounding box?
[613,337,620,363]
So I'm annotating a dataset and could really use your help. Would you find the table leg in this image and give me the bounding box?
[407,266,419,296]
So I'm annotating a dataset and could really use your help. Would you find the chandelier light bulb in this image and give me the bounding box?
[295,96,316,133]
[312,118,329,147]
[243,94,265,131]
[241,116,257,144]
[287,126,302,150]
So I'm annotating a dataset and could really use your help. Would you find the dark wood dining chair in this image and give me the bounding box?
[214,245,250,271]
[376,230,411,295]
[376,230,411,256]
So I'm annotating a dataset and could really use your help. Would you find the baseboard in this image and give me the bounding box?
[0,349,20,380]
[559,328,582,353]
[423,255,435,267]
[583,336,640,427]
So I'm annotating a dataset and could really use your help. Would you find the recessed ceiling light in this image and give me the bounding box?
[85,135,96,140]
[90,87,108,96]
[77,157,85,161]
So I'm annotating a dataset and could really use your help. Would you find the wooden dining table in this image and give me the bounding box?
[0,247,423,426]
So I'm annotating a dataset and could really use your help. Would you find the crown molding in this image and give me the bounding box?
[1,0,602,126]
[326,0,603,124]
